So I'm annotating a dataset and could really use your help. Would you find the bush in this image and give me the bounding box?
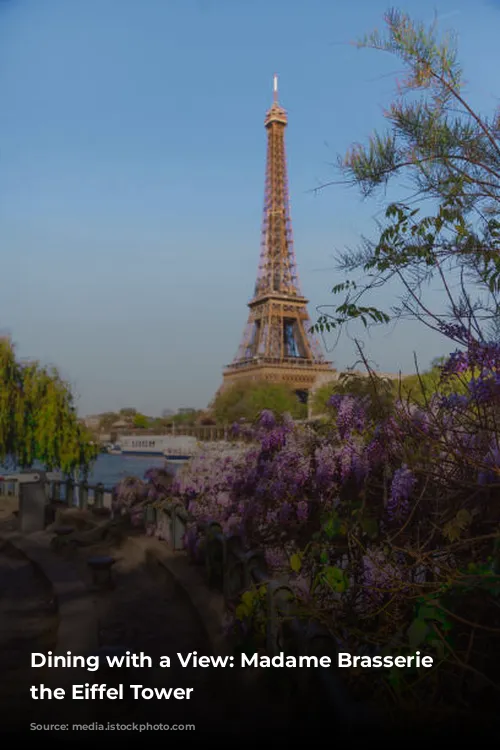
[153,342,500,727]
[212,379,307,423]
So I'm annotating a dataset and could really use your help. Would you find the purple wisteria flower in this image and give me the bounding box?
[364,438,386,467]
[260,427,288,452]
[439,393,470,410]
[338,439,368,484]
[266,445,311,499]
[437,321,472,344]
[315,444,337,488]
[329,394,343,409]
[279,501,293,522]
[468,372,500,404]
[259,409,276,429]
[387,465,416,521]
[114,476,147,510]
[328,394,367,438]
[296,500,309,522]
[443,340,500,377]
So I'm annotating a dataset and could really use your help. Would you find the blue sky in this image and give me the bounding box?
[1,0,499,415]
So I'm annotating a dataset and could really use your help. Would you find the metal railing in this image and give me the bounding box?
[225,355,331,370]
[105,425,257,442]
[0,472,113,510]
[100,418,332,443]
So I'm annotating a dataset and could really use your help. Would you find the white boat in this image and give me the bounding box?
[117,434,198,459]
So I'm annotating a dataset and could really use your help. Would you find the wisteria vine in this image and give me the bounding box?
[113,340,500,720]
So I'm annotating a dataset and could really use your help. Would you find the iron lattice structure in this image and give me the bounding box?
[223,76,333,396]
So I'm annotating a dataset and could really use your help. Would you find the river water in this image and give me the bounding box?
[87,453,182,487]
[0,454,182,490]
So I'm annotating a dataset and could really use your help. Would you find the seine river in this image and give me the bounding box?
[87,453,181,488]
[1,454,182,490]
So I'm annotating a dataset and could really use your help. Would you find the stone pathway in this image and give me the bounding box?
[41,514,291,735]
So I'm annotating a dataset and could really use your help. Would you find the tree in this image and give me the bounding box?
[311,371,396,420]
[0,338,98,475]
[310,365,470,414]
[119,407,137,418]
[314,9,500,350]
[132,413,149,429]
[399,364,470,404]
[171,410,203,426]
[98,412,119,431]
[212,379,307,423]
[148,417,166,431]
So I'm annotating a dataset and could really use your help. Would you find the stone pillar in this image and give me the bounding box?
[94,483,104,509]
[79,482,89,510]
[19,471,48,534]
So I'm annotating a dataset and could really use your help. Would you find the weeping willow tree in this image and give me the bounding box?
[0,338,98,475]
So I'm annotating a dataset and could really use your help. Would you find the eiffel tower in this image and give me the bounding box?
[222,75,333,401]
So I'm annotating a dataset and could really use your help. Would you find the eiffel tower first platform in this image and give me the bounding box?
[222,75,334,401]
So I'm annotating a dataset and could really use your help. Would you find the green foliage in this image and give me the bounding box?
[119,407,137,417]
[132,413,149,429]
[148,417,166,430]
[315,9,500,343]
[317,565,349,594]
[0,339,98,474]
[408,598,453,659]
[460,560,500,597]
[399,365,470,404]
[232,586,269,654]
[312,361,473,416]
[212,379,307,423]
[170,410,203,425]
[321,511,346,539]
[311,370,396,420]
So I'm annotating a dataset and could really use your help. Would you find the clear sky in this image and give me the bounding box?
[1,0,499,416]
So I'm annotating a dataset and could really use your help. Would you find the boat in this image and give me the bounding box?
[163,451,192,463]
[116,434,198,459]
[116,436,166,456]
[107,444,122,455]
